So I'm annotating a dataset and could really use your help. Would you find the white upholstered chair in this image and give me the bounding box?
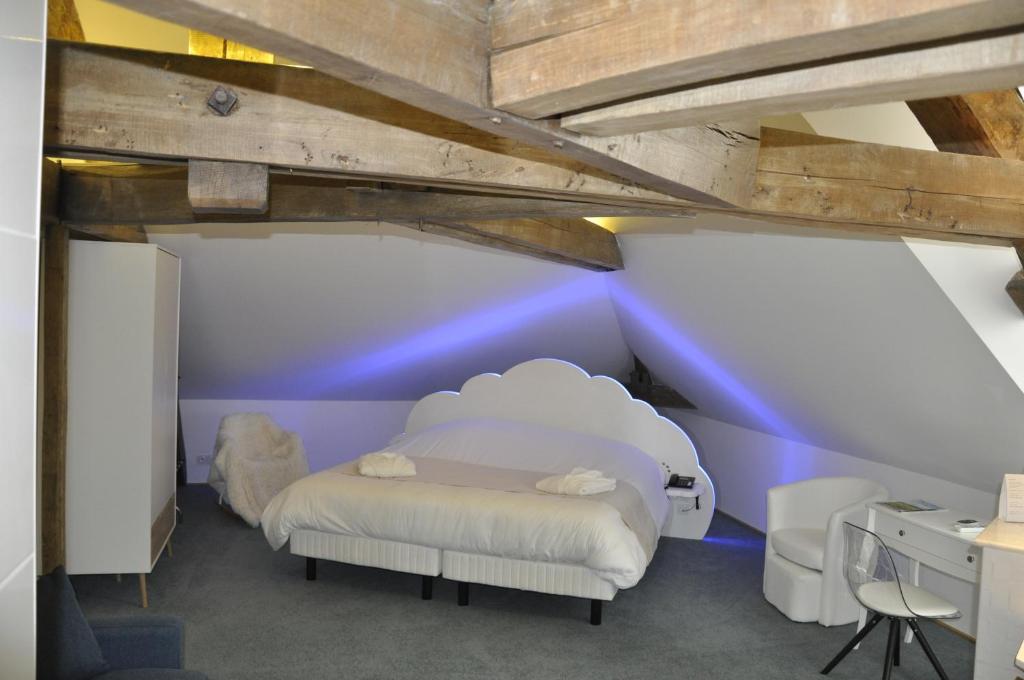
[208,413,309,527]
[763,477,888,626]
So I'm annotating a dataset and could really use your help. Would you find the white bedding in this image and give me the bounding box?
[261,418,669,588]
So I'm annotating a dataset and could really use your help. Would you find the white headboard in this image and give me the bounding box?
[406,359,710,487]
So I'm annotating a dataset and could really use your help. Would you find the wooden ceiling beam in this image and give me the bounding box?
[45,41,695,209]
[907,89,1024,313]
[105,0,755,207]
[491,0,1024,119]
[908,90,1024,159]
[563,32,1024,137]
[58,164,693,225]
[750,127,1024,242]
[58,165,625,270]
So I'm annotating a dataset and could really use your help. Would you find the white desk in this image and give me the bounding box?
[1016,639,1023,673]
[860,503,984,643]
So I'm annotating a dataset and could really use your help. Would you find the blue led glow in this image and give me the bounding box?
[309,276,608,391]
[607,279,802,442]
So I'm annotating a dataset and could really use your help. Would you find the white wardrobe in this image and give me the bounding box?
[65,241,180,607]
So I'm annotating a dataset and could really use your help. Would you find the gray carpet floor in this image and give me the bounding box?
[75,485,975,679]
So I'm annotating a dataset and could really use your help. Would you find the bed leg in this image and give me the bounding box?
[457,581,469,606]
[421,575,434,600]
[590,600,602,626]
[306,557,317,581]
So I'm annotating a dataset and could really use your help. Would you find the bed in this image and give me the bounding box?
[261,359,715,623]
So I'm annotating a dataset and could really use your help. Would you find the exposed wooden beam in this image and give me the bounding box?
[40,160,69,571]
[563,32,1024,136]
[908,89,1024,312]
[187,160,269,214]
[45,42,702,209]
[59,165,623,269]
[1007,271,1024,314]
[491,0,1024,118]
[106,0,755,207]
[67,224,148,243]
[58,164,694,224]
[908,90,1024,159]
[751,127,1024,241]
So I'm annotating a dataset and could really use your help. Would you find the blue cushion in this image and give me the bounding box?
[93,671,207,680]
[37,566,109,680]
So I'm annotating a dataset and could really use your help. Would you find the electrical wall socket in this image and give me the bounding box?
[197,455,212,465]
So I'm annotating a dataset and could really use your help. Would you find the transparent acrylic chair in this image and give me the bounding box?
[820,522,960,680]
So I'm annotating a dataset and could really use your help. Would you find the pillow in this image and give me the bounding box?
[37,566,109,680]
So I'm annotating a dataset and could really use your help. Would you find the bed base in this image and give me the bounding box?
[291,530,616,624]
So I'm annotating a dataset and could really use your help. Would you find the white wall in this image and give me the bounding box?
[608,221,1024,497]
[669,410,996,635]
[0,1,45,676]
[181,399,416,482]
[148,222,632,402]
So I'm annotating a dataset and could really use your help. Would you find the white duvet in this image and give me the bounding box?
[261,419,669,588]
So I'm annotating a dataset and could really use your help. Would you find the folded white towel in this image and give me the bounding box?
[536,467,616,496]
[358,452,416,478]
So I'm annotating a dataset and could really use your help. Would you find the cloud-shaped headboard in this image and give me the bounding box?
[406,359,714,539]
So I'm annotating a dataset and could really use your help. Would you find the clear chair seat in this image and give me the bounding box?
[857,581,960,619]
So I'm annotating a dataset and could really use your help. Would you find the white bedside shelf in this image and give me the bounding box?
[666,482,706,499]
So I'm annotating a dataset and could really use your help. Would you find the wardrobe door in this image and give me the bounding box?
[149,248,180,566]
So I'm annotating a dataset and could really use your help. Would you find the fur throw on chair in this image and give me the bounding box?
[208,413,309,527]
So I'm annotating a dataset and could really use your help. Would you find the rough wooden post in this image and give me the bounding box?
[40,162,69,572]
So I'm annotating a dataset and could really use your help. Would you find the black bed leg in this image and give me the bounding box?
[590,599,603,626]
[306,557,317,581]
[457,581,469,606]
[421,575,434,600]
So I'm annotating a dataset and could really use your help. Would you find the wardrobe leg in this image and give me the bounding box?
[821,612,884,674]
[306,557,317,581]
[421,575,433,600]
[590,600,602,626]
[138,574,148,609]
[457,582,469,606]
[882,618,899,680]
[907,620,951,680]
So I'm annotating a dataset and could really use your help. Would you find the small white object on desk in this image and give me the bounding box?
[999,474,1024,522]
[1016,639,1024,672]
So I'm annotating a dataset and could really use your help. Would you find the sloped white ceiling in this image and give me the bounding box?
[147,221,632,401]
[607,215,1024,495]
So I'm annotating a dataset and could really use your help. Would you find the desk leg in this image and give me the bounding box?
[904,559,920,644]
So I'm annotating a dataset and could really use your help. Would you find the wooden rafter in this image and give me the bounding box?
[44,42,691,208]
[490,0,1024,118]
[59,164,625,270]
[750,127,1024,242]
[563,31,1024,136]
[908,89,1024,313]
[58,165,693,225]
[105,0,757,207]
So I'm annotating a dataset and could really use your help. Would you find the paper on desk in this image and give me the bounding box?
[999,474,1024,522]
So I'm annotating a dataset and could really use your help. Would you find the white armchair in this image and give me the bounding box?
[208,413,309,527]
[763,477,888,626]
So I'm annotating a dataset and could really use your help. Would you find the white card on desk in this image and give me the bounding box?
[999,474,1024,522]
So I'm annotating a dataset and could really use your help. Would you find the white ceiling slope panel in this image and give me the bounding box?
[146,221,631,401]
[608,215,1024,495]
